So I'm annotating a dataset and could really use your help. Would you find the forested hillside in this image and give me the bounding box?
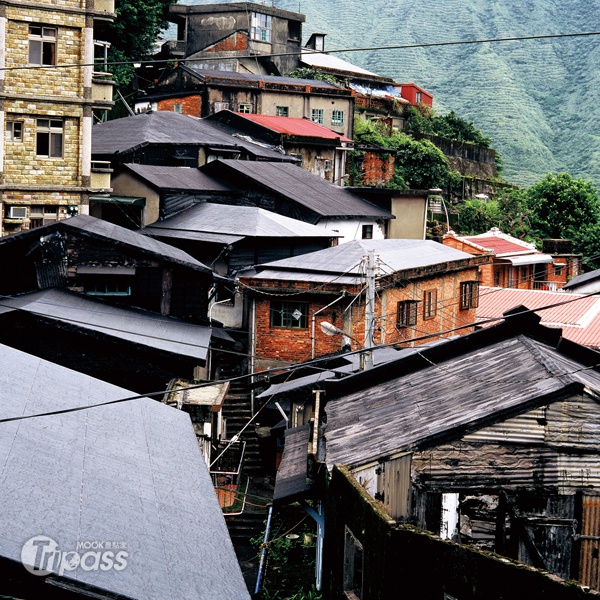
[174,0,600,189]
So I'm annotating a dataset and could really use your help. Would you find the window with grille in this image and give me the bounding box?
[251,12,272,42]
[36,119,63,158]
[423,289,437,320]
[29,25,56,66]
[460,281,479,310]
[331,110,345,126]
[311,109,324,125]
[397,300,418,328]
[270,301,308,329]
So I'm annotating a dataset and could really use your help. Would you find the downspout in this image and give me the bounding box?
[311,292,347,359]
[254,503,274,595]
[250,296,257,415]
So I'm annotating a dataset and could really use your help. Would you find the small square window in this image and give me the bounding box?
[213,101,229,113]
[270,301,308,329]
[29,25,56,66]
[276,106,289,117]
[362,225,373,239]
[423,289,437,320]
[6,121,22,141]
[460,281,479,310]
[238,103,253,114]
[173,104,182,114]
[554,263,564,276]
[311,109,324,125]
[397,300,418,328]
[332,110,345,126]
[36,118,63,158]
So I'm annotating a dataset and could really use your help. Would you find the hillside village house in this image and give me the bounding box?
[444,228,580,290]
[238,238,489,370]
[206,109,352,183]
[135,66,355,140]
[164,1,304,76]
[271,311,600,595]
[0,0,115,237]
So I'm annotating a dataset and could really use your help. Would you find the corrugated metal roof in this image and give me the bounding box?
[477,286,600,348]
[499,253,553,266]
[300,49,384,78]
[563,268,600,290]
[0,343,249,599]
[232,113,352,142]
[186,65,343,90]
[251,239,473,281]
[274,425,312,502]
[462,234,536,256]
[202,159,392,219]
[92,109,291,160]
[0,288,228,361]
[123,164,238,192]
[0,215,215,275]
[143,202,340,240]
[324,335,589,468]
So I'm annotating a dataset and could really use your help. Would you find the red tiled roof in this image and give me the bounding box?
[463,235,534,256]
[477,286,600,348]
[234,113,352,142]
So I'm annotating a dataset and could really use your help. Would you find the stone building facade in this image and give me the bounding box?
[0,0,115,237]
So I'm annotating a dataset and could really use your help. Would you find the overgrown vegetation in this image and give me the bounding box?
[286,67,339,85]
[350,119,462,191]
[252,513,320,600]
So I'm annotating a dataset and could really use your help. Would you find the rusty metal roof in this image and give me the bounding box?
[477,286,600,348]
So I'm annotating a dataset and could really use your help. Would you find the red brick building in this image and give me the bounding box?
[239,239,489,370]
[443,228,579,291]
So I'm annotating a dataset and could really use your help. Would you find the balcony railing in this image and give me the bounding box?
[532,281,558,291]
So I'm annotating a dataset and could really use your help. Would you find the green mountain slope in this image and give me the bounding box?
[176,0,600,188]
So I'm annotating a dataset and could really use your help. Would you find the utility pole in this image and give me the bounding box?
[363,250,375,370]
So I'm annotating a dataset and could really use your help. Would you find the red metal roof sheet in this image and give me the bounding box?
[477,286,600,348]
[234,113,352,142]
[463,235,535,255]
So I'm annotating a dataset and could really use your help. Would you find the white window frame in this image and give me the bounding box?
[311,108,324,125]
[251,12,272,42]
[36,119,63,158]
[29,25,57,66]
[238,103,253,114]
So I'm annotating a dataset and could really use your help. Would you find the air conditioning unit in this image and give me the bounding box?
[8,206,27,219]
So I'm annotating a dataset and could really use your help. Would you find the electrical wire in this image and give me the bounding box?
[3,32,599,73]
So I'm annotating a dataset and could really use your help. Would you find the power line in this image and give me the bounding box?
[2,31,599,73]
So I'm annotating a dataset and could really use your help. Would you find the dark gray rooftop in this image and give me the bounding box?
[92,110,292,160]
[248,239,473,284]
[202,160,393,220]
[144,202,340,240]
[274,425,312,502]
[0,215,215,276]
[324,334,600,469]
[184,65,343,90]
[123,163,238,192]
[562,268,600,290]
[0,343,250,599]
[0,289,232,362]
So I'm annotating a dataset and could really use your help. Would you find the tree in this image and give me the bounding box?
[527,172,600,240]
[456,199,502,235]
[95,0,175,90]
